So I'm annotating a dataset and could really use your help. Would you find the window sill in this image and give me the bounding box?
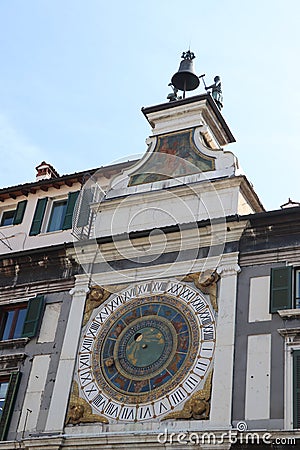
[278,309,300,319]
[0,337,30,350]
[39,229,70,236]
[0,224,14,229]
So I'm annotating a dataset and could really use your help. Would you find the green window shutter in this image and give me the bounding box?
[0,372,21,441]
[77,188,93,227]
[293,350,300,428]
[21,295,44,338]
[13,200,28,225]
[270,266,292,313]
[29,198,48,236]
[62,191,79,230]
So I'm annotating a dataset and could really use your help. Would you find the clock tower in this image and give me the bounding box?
[62,52,264,447]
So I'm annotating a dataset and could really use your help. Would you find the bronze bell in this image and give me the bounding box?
[171,50,200,93]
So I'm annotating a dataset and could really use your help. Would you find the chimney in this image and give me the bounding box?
[35,161,59,181]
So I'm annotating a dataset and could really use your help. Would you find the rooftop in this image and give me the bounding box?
[0,159,137,202]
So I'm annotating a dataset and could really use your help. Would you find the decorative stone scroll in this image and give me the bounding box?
[162,371,212,420]
[65,381,108,425]
[181,271,220,312]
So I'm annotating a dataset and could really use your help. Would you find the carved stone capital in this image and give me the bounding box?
[69,285,90,297]
[216,264,241,278]
[69,276,90,297]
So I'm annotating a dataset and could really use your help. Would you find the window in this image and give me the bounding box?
[0,200,27,227]
[268,266,300,312]
[293,350,300,428]
[29,191,79,236]
[278,328,300,429]
[295,270,300,309]
[0,379,9,419]
[0,211,15,227]
[0,304,27,340]
[270,266,293,312]
[0,372,21,440]
[76,188,93,228]
[0,296,44,341]
[47,199,68,232]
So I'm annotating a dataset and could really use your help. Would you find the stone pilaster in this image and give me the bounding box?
[45,275,89,432]
[209,261,241,428]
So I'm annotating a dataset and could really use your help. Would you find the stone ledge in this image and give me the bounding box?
[278,309,300,319]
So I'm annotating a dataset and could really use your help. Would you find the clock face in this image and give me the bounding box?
[78,280,216,422]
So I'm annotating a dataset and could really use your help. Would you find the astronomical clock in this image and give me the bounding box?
[67,275,218,424]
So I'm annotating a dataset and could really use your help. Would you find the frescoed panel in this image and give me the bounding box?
[129,129,215,186]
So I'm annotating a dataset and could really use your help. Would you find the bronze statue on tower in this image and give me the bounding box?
[205,76,223,110]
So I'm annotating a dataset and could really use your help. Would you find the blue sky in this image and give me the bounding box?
[0,0,299,211]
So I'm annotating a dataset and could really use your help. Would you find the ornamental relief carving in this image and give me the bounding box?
[82,286,110,327]
[180,270,219,312]
[65,381,108,425]
[162,370,212,421]
[82,284,130,326]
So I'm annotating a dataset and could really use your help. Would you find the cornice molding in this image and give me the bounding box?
[0,339,29,351]
[0,278,74,303]
[240,246,300,267]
